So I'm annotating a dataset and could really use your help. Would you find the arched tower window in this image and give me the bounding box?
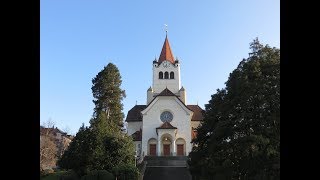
[170,72,174,79]
[159,72,163,79]
[164,72,169,79]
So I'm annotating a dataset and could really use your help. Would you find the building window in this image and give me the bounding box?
[164,72,169,79]
[159,72,163,79]
[170,72,174,79]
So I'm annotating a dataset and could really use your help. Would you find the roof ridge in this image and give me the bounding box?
[157,87,176,96]
[156,121,177,129]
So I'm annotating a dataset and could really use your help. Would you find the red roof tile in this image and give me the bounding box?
[158,35,175,64]
[187,105,204,121]
[156,122,177,129]
[125,105,146,122]
[157,87,176,96]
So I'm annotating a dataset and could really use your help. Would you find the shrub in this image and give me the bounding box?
[40,168,55,179]
[112,164,139,180]
[81,170,114,180]
[59,170,80,180]
[40,170,79,180]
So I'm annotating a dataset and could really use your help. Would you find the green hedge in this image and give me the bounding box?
[81,170,114,180]
[40,170,79,180]
[43,166,138,180]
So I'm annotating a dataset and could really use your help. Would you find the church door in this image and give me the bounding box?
[163,144,170,156]
[150,144,156,156]
[177,144,184,156]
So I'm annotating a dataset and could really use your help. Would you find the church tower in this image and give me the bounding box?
[148,34,186,104]
[126,32,204,158]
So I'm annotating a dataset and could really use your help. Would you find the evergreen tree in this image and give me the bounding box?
[92,130,135,170]
[89,111,135,171]
[58,124,96,176]
[189,38,280,180]
[58,63,135,176]
[89,63,134,170]
[91,63,126,130]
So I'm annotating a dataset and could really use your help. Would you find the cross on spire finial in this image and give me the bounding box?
[158,25,175,64]
[164,24,168,35]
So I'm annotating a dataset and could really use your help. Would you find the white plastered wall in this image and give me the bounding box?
[141,96,193,156]
[127,121,142,136]
[152,61,181,94]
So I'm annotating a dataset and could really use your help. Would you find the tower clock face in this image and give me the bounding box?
[160,111,173,122]
[162,61,171,68]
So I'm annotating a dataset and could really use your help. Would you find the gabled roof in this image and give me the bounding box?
[156,122,177,129]
[157,87,176,96]
[125,105,146,122]
[158,35,175,64]
[187,105,205,121]
[126,102,203,122]
[141,88,193,116]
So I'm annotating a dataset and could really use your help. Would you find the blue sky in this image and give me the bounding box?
[41,0,280,135]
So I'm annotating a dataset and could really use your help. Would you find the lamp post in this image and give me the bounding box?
[134,150,137,167]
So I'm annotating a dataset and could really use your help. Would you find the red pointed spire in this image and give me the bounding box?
[158,35,175,64]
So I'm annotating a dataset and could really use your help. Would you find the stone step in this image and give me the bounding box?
[144,156,188,161]
[143,167,192,180]
[144,156,188,167]
[146,160,187,167]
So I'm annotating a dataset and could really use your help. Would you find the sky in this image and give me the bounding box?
[40,0,280,135]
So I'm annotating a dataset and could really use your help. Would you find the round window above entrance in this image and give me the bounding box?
[160,111,173,122]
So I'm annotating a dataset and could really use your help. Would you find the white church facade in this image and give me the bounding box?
[126,34,204,157]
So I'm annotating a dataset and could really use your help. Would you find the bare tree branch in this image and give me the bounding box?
[40,119,57,171]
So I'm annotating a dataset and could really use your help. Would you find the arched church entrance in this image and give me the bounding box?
[161,134,172,156]
[176,138,186,156]
[148,138,157,156]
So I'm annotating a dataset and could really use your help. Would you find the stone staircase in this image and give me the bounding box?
[142,156,191,180]
[144,156,188,167]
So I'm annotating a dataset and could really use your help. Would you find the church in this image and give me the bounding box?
[126,34,204,158]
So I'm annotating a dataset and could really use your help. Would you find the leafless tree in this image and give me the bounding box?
[62,126,71,135]
[41,118,55,136]
[40,119,57,171]
[40,135,57,171]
